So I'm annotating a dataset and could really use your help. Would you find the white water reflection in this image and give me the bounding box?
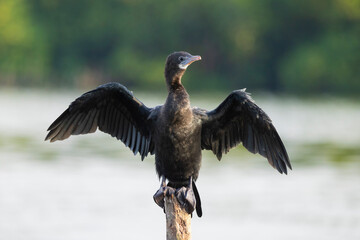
[0,89,359,240]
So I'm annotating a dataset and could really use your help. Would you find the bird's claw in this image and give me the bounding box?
[154,176,196,215]
[153,186,175,208]
[175,186,196,214]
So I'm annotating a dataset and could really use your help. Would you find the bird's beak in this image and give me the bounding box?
[184,55,202,66]
[179,55,202,69]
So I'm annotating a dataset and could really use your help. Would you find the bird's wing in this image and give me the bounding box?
[45,82,155,160]
[199,89,291,174]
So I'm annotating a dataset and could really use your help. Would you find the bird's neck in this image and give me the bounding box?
[167,83,190,106]
[167,73,189,101]
[164,75,191,121]
[169,79,183,92]
[165,69,186,91]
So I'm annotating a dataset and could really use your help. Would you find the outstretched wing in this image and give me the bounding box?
[45,82,155,160]
[199,89,291,174]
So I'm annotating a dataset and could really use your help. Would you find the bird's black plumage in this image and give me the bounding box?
[45,82,155,160]
[46,51,291,218]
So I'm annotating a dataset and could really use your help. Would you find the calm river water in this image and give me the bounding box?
[0,89,359,240]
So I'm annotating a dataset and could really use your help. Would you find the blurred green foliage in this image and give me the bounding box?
[0,0,359,94]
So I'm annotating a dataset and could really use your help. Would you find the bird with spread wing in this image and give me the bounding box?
[46,51,291,217]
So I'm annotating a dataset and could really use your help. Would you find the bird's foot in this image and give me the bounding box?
[153,176,175,209]
[154,176,197,215]
[153,185,176,208]
[175,186,196,215]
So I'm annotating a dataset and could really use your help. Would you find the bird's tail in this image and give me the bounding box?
[192,180,202,217]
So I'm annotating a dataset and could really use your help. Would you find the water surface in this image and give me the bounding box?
[0,90,359,240]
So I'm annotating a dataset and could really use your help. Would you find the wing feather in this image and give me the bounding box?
[199,89,291,174]
[45,82,155,159]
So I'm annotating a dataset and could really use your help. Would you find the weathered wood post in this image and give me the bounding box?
[164,194,191,240]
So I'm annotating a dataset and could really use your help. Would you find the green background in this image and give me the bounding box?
[1,0,359,95]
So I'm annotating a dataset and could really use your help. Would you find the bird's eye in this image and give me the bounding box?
[179,56,184,62]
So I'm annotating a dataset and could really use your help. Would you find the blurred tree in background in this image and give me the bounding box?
[0,0,359,94]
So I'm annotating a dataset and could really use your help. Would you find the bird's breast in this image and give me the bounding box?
[154,111,201,156]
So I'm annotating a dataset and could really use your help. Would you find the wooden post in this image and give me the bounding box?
[164,194,191,240]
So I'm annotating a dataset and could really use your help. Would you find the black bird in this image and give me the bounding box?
[45,51,291,217]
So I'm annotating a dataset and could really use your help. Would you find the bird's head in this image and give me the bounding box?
[165,51,201,89]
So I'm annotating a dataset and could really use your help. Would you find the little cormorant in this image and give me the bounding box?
[45,51,291,217]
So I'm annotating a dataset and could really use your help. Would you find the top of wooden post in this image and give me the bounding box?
[165,194,191,240]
